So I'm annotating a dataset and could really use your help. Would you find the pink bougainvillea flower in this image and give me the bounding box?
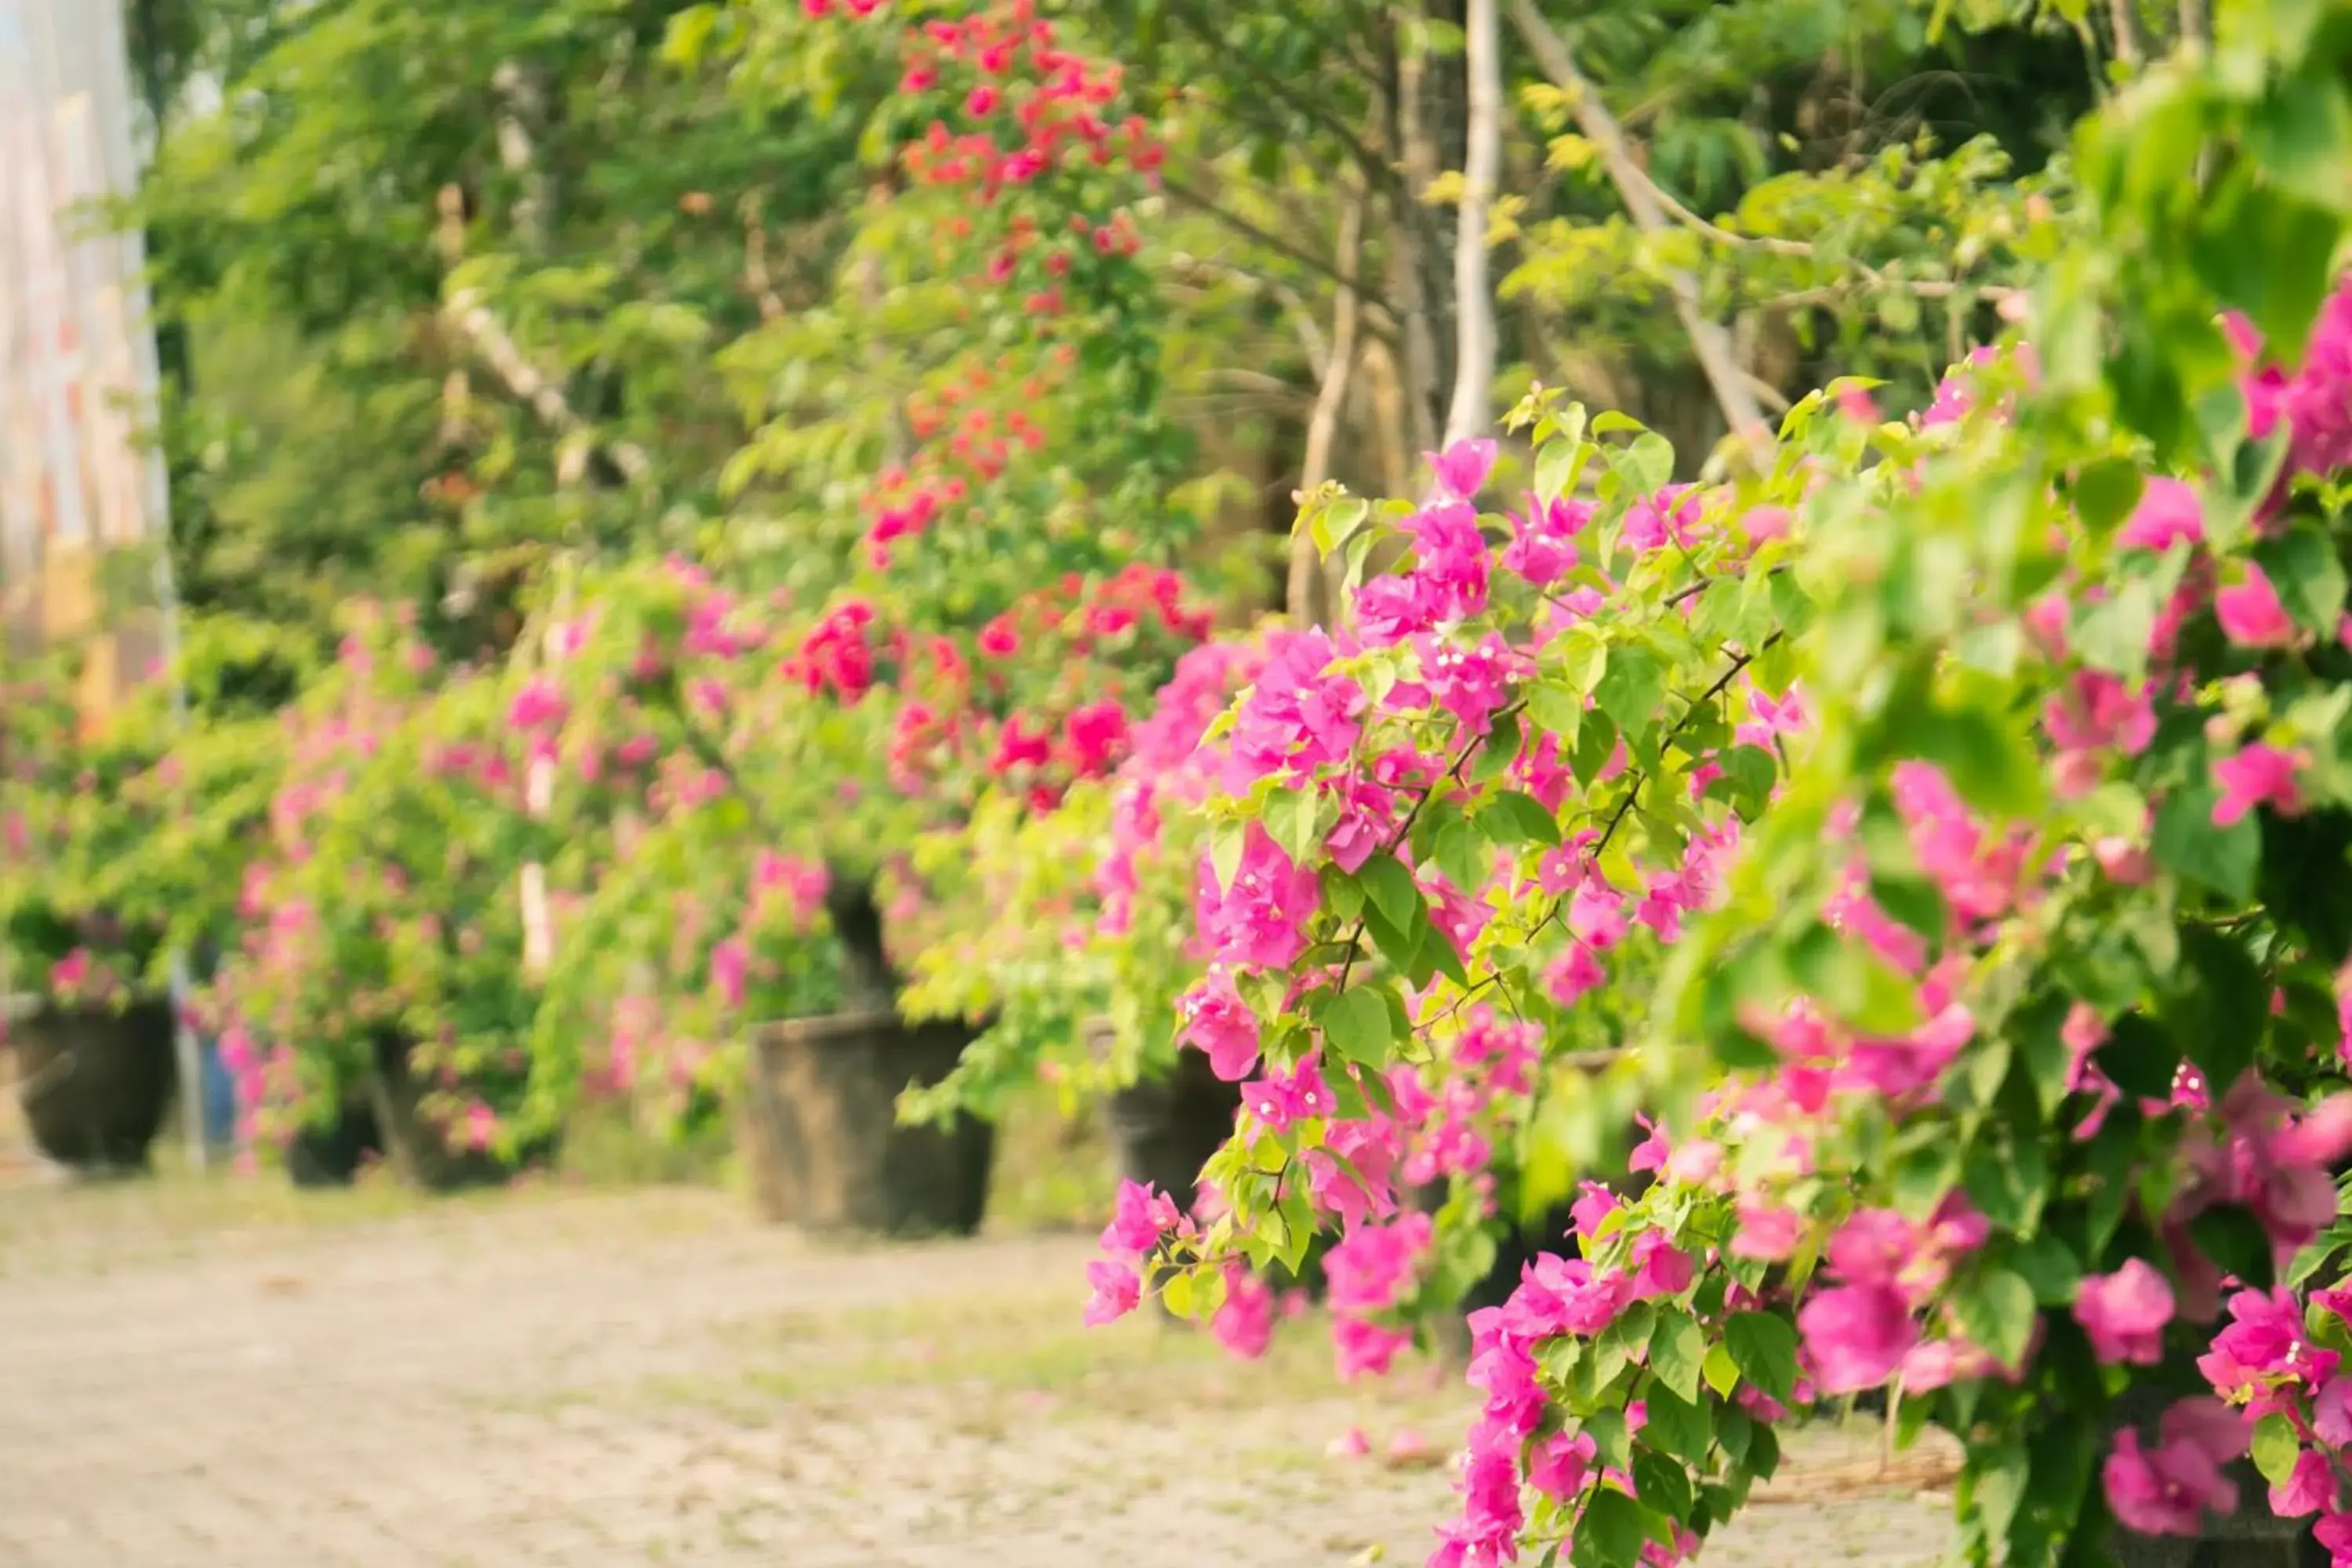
[1730,1200,1803,1262]
[2319,1511,2352,1568]
[1211,1265,1275,1359]
[1176,969,1261,1081]
[1570,1180,1621,1247]
[1306,1117,1400,1228]
[1526,1430,1597,1500]
[1429,437,1498,500]
[1503,1253,1633,1338]
[1353,574,1436,649]
[1195,827,1321,970]
[1064,699,1130,775]
[2316,1377,2352,1446]
[1567,879,1629,950]
[1542,941,1607,1006]
[1825,1210,1917,1290]
[1502,495,1589,586]
[2200,1286,2340,1401]
[1621,485,1705,554]
[1083,1259,1141,1327]
[2274,1450,2338,1519]
[1325,1212,1433,1321]
[1224,629,1366,786]
[2074,1259,2174,1365]
[1797,1284,1918,1393]
[2117,477,2205,552]
[710,936,749,1010]
[2216,563,2299,647]
[1406,500,1493,623]
[1240,1054,1331,1135]
[1632,1232,1694,1300]
[1332,1315,1414,1382]
[2212,742,2308,826]
[2103,1399,2245,1537]
[1100,1179,1182,1258]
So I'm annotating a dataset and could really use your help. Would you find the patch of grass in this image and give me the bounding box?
[554,1098,735,1190]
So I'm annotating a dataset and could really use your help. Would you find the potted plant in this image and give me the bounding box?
[526,535,1217,1236]
[208,615,565,1189]
[0,655,180,1173]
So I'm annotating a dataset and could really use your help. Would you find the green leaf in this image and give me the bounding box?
[2249,70,2352,213]
[2012,993,2078,1116]
[1584,1410,1632,1470]
[2254,522,2350,639]
[1591,411,1647,436]
[1721,744,1778,808]
[1702,1342,1740,1399]
[1626,433,1675,495]
[1309,496,1370,557]
[2253,1414,2302,1487]
[2074,577,2158,677]
[1320,987,1395,1068]
[2073,459,2144,536]
[1887,700,2045,820]
[2009,1233,2084,1306]
[1595,643,1665,735]
[1320,865,1366,921]
[1535,438,1578,503]
[1432,817,1490,895]
[1363,905,1422,975]
[1951,1267,2038,1370]
[1261,786,1327,869]
[1472,711,1523,784]
[1572,713,1620,785]
[1526,677,1586,744]
[2192,179,2344,358]
[1724,1312,1797,1400]
[1632,1450,1694,1529]
[1579,1490,1646,1568]
[1650,1310,1707,1403]
[1965,1444,2030,1547]
[1557,630,1610,695]
[1208,822,1246,894]
[2165,924,2269,1095]
[1485,789,1563,847]
[1641,1381,1711,1463]
[1358,855,1421,931]
[2151,784,2260,902]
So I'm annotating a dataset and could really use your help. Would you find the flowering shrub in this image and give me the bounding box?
[522,544,1215,1118]
[0,648,272,1018]
[1091,24,2352,1568]
[207,615,568,1163]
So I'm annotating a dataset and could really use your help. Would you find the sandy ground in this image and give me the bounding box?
[0,1166,1958,1568]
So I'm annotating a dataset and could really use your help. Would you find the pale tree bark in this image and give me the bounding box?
[2108,0,2145,65]
[1507,0,1772,464]
[1287,187,1369,627]
[1389,19,1446,459]
[1443,0,1502,447]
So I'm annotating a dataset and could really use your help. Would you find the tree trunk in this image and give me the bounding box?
[1288,187,1368,627]
[1442,0,1502,447]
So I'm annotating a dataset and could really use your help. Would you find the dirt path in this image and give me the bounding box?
[0,1180,1956,1567]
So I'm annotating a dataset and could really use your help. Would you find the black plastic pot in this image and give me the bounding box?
[365,1031,552,1192]
[284,1095,384,1188]
[736,1011,994,1238]
[9,999,176,1173]
[1102,1044,1242,1211]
